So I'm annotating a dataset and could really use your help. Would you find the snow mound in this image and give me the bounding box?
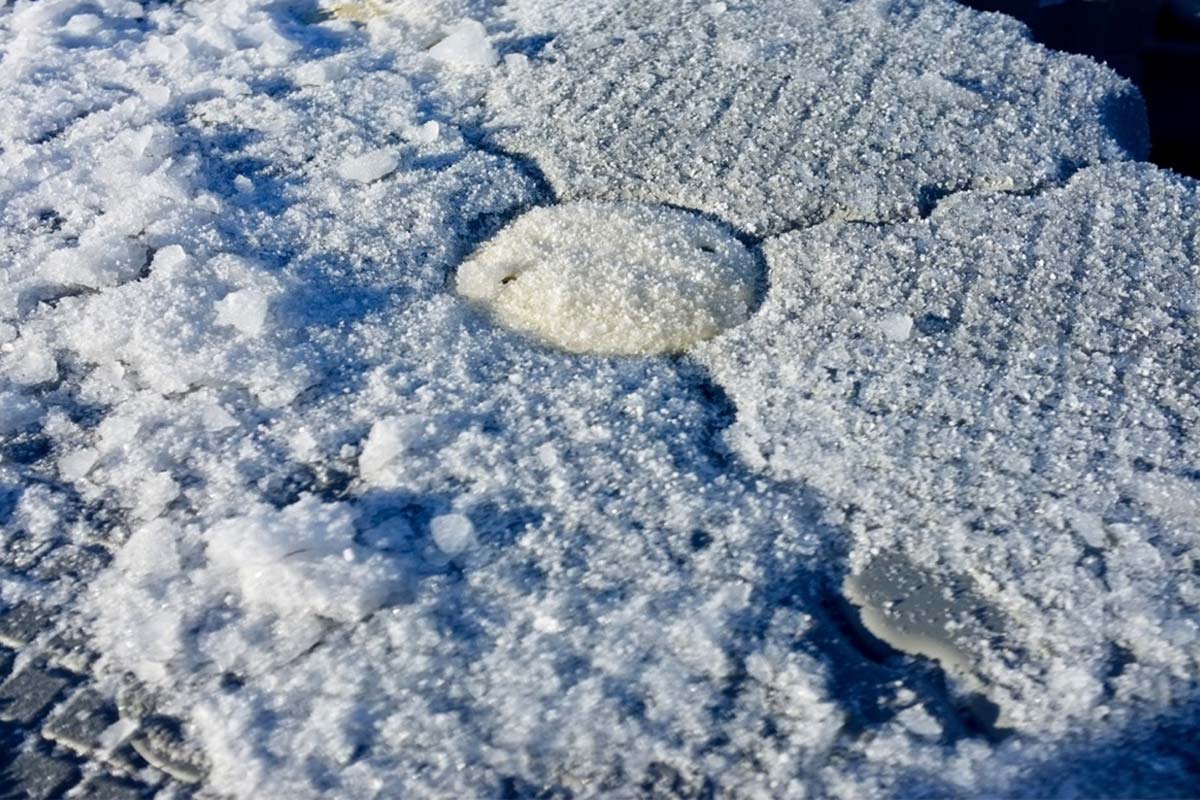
[699,162,1200,735]
[491,0,1147,234]
[205,498,403,623]
[456,203,760,354]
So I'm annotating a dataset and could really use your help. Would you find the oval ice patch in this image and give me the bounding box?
[456,202,760,355]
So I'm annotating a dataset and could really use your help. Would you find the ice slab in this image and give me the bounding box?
[700,161,1200,735]
[491,0,1147,235]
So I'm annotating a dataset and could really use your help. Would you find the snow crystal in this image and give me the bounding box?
[457,202,761,354]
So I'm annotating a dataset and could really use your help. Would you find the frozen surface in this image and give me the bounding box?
[492,0,1148,235]
[0,0,1196,798]
[456,202,761,354]
[700,161,1200,736]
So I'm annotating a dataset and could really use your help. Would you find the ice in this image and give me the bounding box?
[57,447,100,483]
[429,513,475,555]
[214,288,270,338]
[1,0,1196,797]
[877,312,914,342]
[204,498,403,624]
[409,120,441,143]
[336,150,399,183]
[428,19,498,68]
[699,161,1200,736]
[456,202,761,354]
[491,0,1147,235]
[1,340,58,386]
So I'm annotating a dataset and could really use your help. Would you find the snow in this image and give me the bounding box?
[456,202,761,354]
[429,512,476,555]
[214,288,270,337]
[699,161,1200,737]
[0,0,1197,797]
[490,0,1147,235]
[428,19,499,68]
[336,150,400,183]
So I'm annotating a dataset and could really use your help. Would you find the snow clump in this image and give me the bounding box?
[456,202,761,355]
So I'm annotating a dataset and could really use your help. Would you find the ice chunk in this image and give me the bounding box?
[878,313,913,342]
[428,19,498,68]
[456,203,761,355]
[204,498,401,623]
[410,120,440,144]
[3,340,58,385]
[430,513,475,555]
[336,150,398,183]
[58,447,100,482]
[214,289,269,337]
[359,417,425,483]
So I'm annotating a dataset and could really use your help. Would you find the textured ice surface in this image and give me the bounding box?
[700,161,1200,735]
[492,0,1148,235]
[1,0,1197,798]
[456,202,761,354]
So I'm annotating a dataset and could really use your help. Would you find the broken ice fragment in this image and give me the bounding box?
[428,19,498,68]
[336,150,398,184]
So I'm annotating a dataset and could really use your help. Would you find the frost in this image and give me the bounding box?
[457,203,760,354]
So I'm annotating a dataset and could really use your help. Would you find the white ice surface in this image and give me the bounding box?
[0,0,1196,798]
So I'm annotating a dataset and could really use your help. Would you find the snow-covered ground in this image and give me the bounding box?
[1,0,1197,797]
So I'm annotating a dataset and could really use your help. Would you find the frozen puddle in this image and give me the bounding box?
[456,202,761,355]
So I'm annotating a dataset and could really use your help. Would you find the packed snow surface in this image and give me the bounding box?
[491,0,1148,235]
[457,202,760,354]
[0,0,1197,798]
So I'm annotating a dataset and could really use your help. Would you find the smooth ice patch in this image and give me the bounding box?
[456,203,760,355]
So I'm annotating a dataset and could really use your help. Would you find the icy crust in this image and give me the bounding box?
[456,202,761,354]
[490,0,1148,236]
[1,1,1196,798]
[700,162,1200,737]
